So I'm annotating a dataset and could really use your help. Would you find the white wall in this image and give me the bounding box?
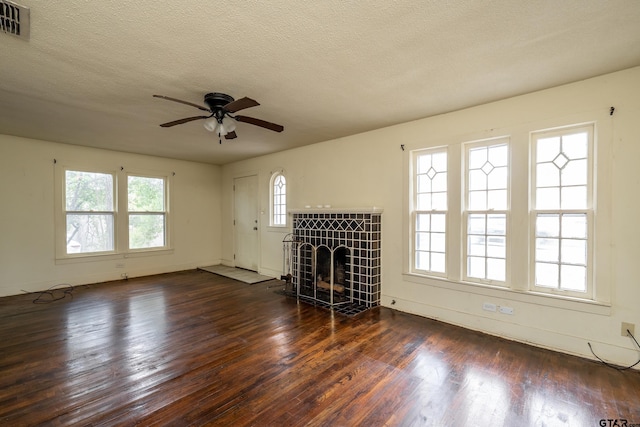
[221,67,640,367]
[0,135,222,297]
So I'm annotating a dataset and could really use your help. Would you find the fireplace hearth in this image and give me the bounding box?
[289,208,382,314]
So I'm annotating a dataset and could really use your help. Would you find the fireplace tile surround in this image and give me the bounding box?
[290,208,382,312]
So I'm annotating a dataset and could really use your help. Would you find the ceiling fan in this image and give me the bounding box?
[153,92,284,143]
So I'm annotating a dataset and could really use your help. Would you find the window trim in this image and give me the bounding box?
[462,137,511,286]
[409,146,448,278]
[55,163,173,262]
[126,172,171,253]
[529,123,595,299]
[269,170,287,228]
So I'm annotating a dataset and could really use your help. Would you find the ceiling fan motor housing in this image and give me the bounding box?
[204,93,234,110]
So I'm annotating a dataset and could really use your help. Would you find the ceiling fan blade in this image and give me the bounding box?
[224,97,259,113]
[153,95,210,112]
[235,115,284,132]
[159,116,209,127]
[225,131,238,140]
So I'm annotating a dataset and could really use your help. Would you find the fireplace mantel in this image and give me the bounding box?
[289,207,383,215]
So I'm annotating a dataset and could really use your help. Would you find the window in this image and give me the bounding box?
[412,149,447,274]
[464,139,509,283]
[531,124,593,295]
[128,175,167,250]
[65,170,115,254]
[57,165,171,259]
[271,172,287,226]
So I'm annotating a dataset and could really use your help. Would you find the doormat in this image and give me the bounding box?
[199,265,274,284]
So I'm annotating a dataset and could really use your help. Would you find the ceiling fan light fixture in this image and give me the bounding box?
[203,117,217,132]
[222,116,236,133]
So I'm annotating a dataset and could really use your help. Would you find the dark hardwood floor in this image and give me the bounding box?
[0,270,638,426]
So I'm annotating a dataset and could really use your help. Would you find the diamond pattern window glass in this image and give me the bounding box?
[532,124,593,295]
[412,148,447,274]
[271,172,287,226]
[464,139,509,284]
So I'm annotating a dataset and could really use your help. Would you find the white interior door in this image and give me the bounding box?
[234,175,259,271]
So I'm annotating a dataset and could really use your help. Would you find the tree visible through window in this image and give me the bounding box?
[128,175,166,249]
[65,170,115,254]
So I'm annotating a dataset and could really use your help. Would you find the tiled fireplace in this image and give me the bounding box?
[290,208,382,313]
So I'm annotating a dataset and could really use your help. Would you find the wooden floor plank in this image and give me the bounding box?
[0,269,638,426]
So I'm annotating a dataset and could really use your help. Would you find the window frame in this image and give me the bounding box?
[529,123,595,299]
[55,163,172,261]
[462,137,511,286]
[126,172,170,252]
[410,147,448,278]
[269,171,287,227]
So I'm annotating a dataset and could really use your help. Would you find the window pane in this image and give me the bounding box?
[468,257,485,279]
[536,238,559,262]
[417,175,430,193]
[66,213,114,253]
[536,188,560,210]
[561,239,586,265]
[432,152,447,172]
[487,190,507,210]
[416,251,429,270]
[488,144,508,167]
[431,214,446,232]
[469,147,487,169]
[560,265,586,292]
[536,214,559,237]
[487,236,505,258]
[432,193,447,210]
[487,214,506,235]
[469,169,487,191]
[488,166,507,190]
[562,214,587,239]
[431,253,446,273]
[536,262,558,288]
[431,232,446,252]
[537,137,560,162]
[561,186,587,209]
[536,163,559,188]
[561,159,587,186]
[468,214,486,235]
[468,235,486,256]
[129,214,165,249]
[468,191,486,210]
[128,176,164,212]
[65,171,113,211]
[562,132,588,159]
[487,258,505,281]
[417,193,432,210]
[431,172,447,192]
[416,214,430,231]
[416,232,430,251]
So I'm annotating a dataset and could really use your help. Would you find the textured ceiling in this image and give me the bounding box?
[2,1,640,165]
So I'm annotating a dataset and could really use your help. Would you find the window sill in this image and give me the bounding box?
[266,225,291,233]
[55,248,174,265]
[402,272,611,316]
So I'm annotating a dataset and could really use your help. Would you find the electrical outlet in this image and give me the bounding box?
[499,306,514,315]
[621,322,635,337]
[482,302,497,312]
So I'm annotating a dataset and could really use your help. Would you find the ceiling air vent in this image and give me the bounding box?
[1,0,29,40]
